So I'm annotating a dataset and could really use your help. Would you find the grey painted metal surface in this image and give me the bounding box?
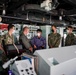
[34,46,76,75]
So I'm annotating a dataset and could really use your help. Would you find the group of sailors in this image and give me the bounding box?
[0,24,75,53]
[0,24,75,74]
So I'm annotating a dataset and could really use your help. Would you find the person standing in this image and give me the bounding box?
[0,37,7,74]
[3,24,15,45]
[31,29,46,52]
[19,26,33,54]
[0,24,19,58]
[48,25,61,48]
[0,24,16,52]
[65,26,75,46]
[0,24,14,73]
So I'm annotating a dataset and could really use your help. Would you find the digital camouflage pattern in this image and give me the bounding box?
[48,33,61,48]
[0,33,14,45]
[3,33,14,45]
[0,50,7,71]
[65,33,75,46]
[0,33,14,71]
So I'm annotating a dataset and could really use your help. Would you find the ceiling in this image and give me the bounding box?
[0,0,76,25]
[0,0,75,15]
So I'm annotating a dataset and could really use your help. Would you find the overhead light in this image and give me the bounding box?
[59,16,62,21]
[2,9,6,15]
[2,4,6,15]
[26,13,29,20]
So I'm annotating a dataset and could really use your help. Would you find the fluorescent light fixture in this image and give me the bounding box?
[59,16,62,21]
[2,9,6,15]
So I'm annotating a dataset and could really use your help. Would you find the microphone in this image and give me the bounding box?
[2,56,18,69]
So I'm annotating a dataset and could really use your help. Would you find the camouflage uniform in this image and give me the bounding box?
[0,33,14,72]
[0,50,7,71]
[65,33,75,46]
[3,33,14,45]
[48,33,61,48]
[0,36,7,72]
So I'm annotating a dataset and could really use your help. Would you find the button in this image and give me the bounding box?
[21,70,24,72]
[27,72,30,74]
[30,67,33,70]
[26,69,28,71]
